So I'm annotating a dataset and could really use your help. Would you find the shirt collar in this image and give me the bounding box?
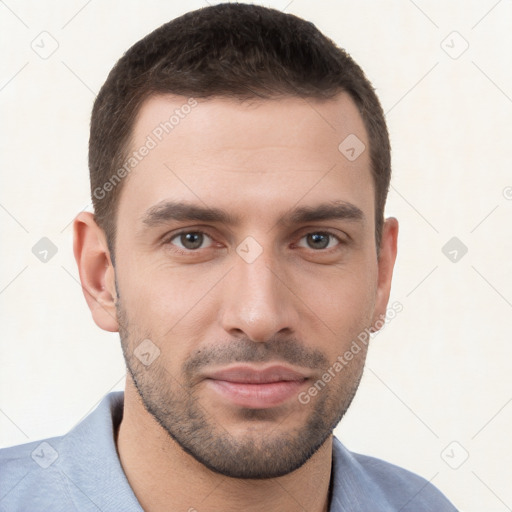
[59,391,394,512]
[58,391,143,511]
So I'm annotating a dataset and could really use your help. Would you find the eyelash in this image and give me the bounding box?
[163,229,345,256]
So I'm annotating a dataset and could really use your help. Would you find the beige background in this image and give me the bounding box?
[1,1,511,510]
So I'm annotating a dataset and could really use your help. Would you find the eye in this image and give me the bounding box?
[166,230,214,251]
[296,232,342,250]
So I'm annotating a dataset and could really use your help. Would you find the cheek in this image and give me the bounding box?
[117,260,224,345]
[305,264,376,355]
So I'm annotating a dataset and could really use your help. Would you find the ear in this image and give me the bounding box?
[73,212,119,332]
[371,217,399,332]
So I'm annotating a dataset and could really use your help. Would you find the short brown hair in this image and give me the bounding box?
[89,3,391,260]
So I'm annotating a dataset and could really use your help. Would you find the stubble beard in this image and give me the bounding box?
[116,299,366,479]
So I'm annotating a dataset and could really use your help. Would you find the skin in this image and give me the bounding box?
[73,93,398,512]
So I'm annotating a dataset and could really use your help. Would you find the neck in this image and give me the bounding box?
[116,380,332,512]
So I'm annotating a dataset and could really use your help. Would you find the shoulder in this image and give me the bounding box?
[0,434,63,478]
[0,392,126,512]
[0,435,73,511]
[331,437,458,511]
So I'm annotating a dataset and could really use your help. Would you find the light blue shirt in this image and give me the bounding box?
[0,391,457,511]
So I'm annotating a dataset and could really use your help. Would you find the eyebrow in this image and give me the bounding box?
[282,201,364,226]
[140,200,364,229]
[141,201,238,227]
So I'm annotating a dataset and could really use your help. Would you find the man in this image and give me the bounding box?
[0,4,457,511]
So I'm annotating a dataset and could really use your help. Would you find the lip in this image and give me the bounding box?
[204,365,309,409]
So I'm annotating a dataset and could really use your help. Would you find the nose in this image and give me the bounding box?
[219,245,299,343]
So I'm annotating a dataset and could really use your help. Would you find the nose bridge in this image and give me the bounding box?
[239,249,279,309]
[220,240,297,341]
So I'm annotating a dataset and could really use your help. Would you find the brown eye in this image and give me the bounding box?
[168,231,213,251]
[297,232,341,251]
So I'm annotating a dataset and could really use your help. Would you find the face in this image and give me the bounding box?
[110,93,391,478]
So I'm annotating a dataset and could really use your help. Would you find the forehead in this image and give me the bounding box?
[117,93,374,230]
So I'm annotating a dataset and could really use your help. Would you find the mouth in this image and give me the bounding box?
[203,365,309,409]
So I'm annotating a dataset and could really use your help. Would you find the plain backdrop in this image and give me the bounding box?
[1,1,511,510]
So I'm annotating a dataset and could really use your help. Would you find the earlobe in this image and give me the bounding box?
[73,212,119,332]
[371,217,399,332]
